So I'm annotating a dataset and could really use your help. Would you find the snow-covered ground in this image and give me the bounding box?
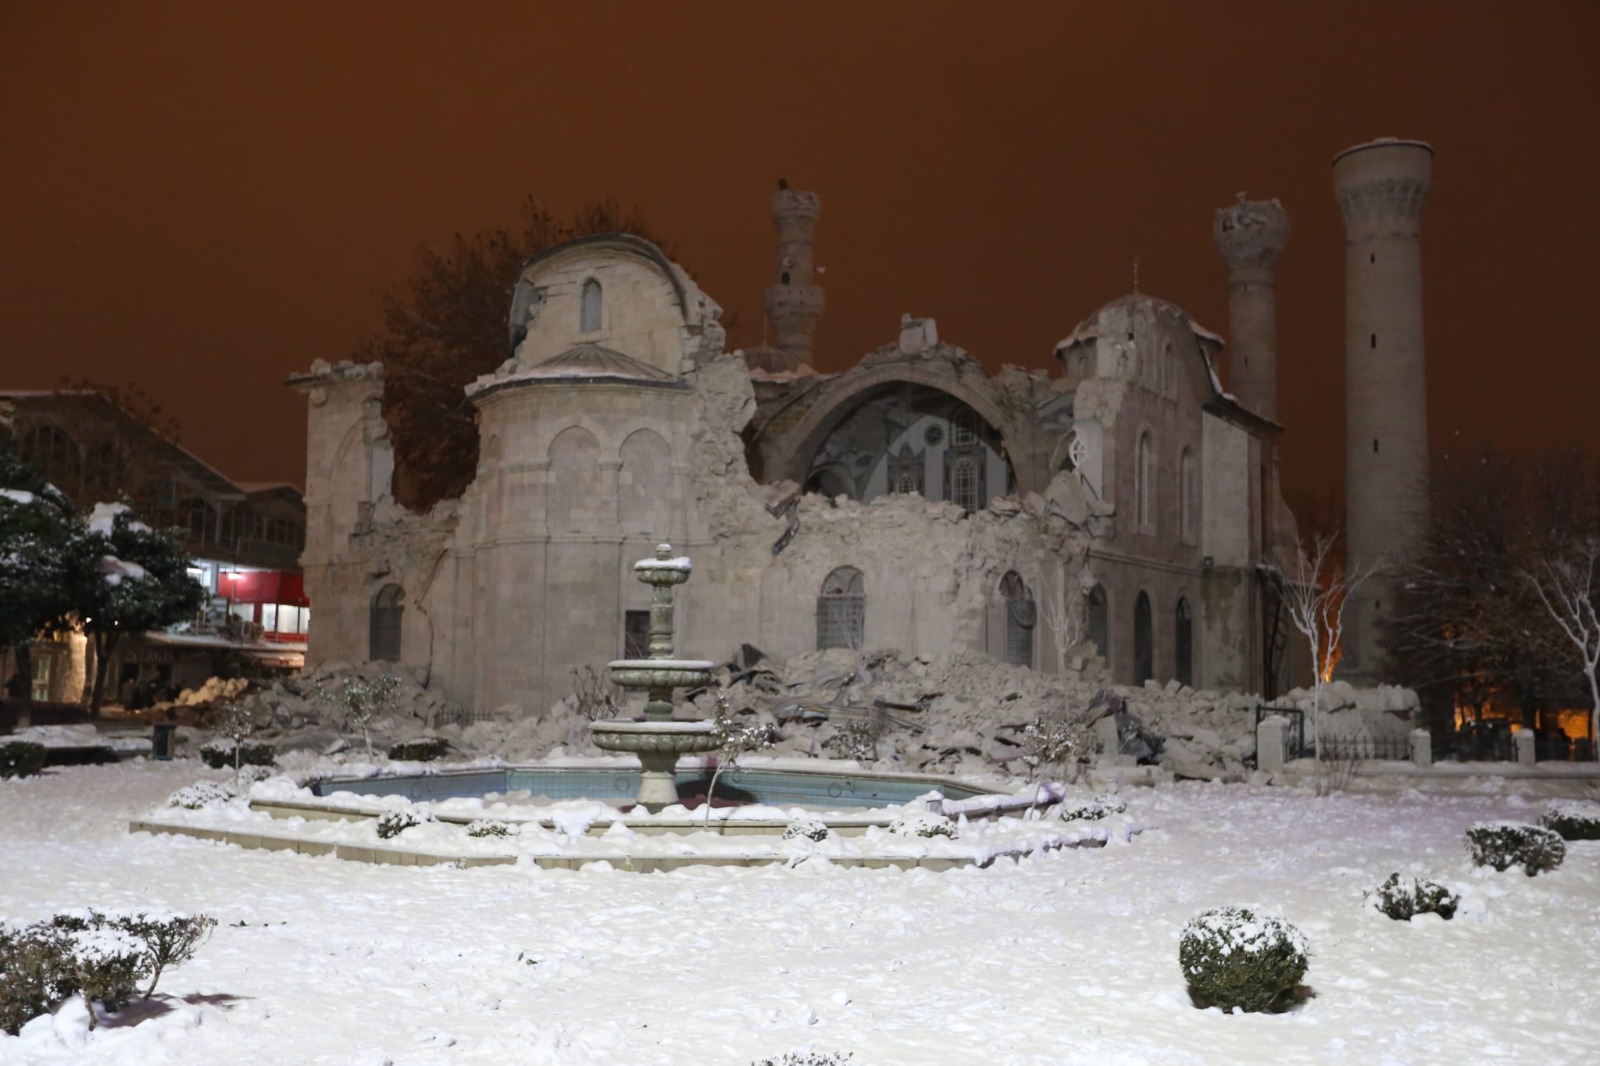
[3,759,1598,1065]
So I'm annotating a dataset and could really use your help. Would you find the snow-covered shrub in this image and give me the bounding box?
[0,740,47,779]
[1,910,216,1033]
[824,720,878,762]
[783,816,829,842]
[889,811,956,839]
[388,736,450,762]
[315,672,401,758]
[1178,906,1309,1013]
[113,912,216,999]
[376,809,428,839]
[465,819,512,838]
[1541,800,1600,842]
[0,924,73,1035]
[1058,794,1127,822]
[166,780,237,809]
[752,1051,854,1066]
[61,924,145,1024]
[1369,873,1459,921]
[1466,821,1566,876]
[1019,715,1080,781]
[199,740,275,770]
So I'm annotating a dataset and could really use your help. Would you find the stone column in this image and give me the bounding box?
[1334,138,1433,683]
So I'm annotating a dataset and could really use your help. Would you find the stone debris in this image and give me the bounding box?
[166,651,1413,783]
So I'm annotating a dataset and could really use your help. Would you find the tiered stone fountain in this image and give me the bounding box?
[589,543,721,812]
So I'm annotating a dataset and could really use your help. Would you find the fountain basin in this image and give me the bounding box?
[605,660,715,689]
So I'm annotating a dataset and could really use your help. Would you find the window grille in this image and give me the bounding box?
[816,567,865,650]
[952,458,977,512]
[369,584,405,662]
[1001,571,1035,667]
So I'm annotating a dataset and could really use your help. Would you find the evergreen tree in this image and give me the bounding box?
[66,505,206,715]
[0,439,77,709]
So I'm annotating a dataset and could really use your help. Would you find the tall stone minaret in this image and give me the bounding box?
[765,180,825,364]
[1334,138,1433,681]
[1214,193,1290,422]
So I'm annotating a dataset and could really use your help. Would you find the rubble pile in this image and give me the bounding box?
[172,650,1416,782]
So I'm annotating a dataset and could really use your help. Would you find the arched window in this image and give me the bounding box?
[369,584,405,662]
[1137,430,1156,532]
[1087,584,1108,660]
[816,566,865,650]
[1175,597,1193,687]
[1179,447,1196,542]
[950,458,977,511]
[1133,591,1154,685]
[20,425,78,487]
[580,278,603,333]
[1000,571,1035,668]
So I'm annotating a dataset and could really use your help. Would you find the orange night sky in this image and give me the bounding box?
[2,1,1596,510]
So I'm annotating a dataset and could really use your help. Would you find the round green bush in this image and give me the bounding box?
[1541,800,1600,842]
[0,741,47,779]
[1179,906,1309,1013]
[1370,873,1459,921]
[1466,821,1566,876]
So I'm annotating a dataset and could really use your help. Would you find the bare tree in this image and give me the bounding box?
[1038,572,1083,678]
[1276,533,1376,793]
[1527,536,1600,755]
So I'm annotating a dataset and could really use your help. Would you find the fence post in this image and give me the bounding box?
[1257,715,1287,773]
[1515,729,1536,767]
[1409,728,1432,769]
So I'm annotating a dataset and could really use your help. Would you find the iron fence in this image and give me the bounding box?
[1316,734,1412,762]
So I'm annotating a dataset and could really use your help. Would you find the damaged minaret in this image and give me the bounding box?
[1213,193,1290,422]
[763,180,824,367]
[1334,138,1433,683]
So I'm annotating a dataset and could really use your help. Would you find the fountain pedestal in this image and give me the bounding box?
[589,544,720,812]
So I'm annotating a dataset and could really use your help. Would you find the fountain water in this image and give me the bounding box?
[589,544,722,811]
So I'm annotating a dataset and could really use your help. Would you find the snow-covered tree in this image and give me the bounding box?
[0,439,77,716]
[66,504,206,715]
[1527,535,1600,756]
[1275,533,1375,793]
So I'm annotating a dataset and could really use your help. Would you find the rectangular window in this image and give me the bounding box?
[260,603,278,631]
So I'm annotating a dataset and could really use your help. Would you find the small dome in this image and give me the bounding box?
[1057,293,1223,352]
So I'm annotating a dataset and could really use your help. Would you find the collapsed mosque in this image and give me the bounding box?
[291,179,1323,718]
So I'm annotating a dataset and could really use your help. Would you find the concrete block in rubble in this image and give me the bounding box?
[1515,728,1536,767]
[1257,715,1288,773]
[1409,728,1432,768]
